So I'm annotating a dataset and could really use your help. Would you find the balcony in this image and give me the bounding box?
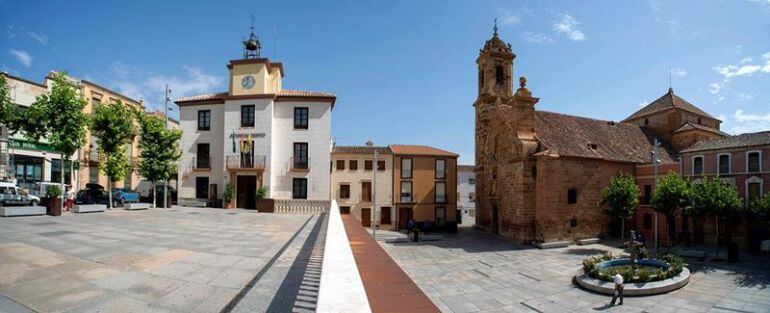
[291,157,310,171]
[193,157,210,170]
[226,155,266,171]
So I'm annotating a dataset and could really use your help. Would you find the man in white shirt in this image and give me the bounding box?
[610,272,624,305]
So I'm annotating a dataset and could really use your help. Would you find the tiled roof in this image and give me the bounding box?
[332,146,391,154]
[278,89,335,97]
[624,88,717,122]
[388,145,459,157]
[175,92,227,103]
[534,111,677,163]
[457,165,476,171]
[680,131,770,153]
[673,122,728,136]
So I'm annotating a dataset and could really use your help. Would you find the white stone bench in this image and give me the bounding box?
[578,238,601,245]
[0,206,46,217]
[537,240,570,249]
[679,249,706,258]
[73,204,106,213]
[179,198,207,207]
[124,203,150,210]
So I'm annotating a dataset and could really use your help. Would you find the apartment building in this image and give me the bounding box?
[391,145,459,231]
[457,165,476,226]
[175,31,335,209]
[331,144,393,229]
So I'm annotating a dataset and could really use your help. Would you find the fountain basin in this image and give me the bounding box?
[576,258,690,296]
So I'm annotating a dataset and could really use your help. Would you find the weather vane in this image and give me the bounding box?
[493,18,498,36]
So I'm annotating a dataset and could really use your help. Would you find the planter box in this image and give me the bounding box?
[1,206,46,217]
[42,197,62,216]
[125,203,150,210]
[577,238,600,245]
[537,240,570,249]
[256,198,274,213]
[73,204,106,213]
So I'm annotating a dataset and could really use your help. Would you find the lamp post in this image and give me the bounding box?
[372,149,378,240]
[163,85,171,209]
[652,138,660,251]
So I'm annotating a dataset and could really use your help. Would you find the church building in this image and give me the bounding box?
[474,27,725,245]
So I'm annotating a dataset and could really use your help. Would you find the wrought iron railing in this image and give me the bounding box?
[226,155,266,170]
[291,156,310,171]
[194,157,210,170]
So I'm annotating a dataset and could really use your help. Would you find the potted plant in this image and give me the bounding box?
[255,186,273,212]
[223,182,235,209]
[43,185,62,216]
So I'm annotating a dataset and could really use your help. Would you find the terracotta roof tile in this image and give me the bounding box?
[673,122,728,136]
[681,131,770,153]
[175,92,227,103]
[278,89,335,97]
[534,111,677,163]
[388,145,459,157]
[332,146,391,154]
[624,88,717,122]
[175,89,334,104]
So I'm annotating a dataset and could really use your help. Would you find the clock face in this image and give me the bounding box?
[241,75,255,89]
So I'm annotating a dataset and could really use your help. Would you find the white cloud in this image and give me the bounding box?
[499,12,520,26]
[740,57,753,64]
[553,14,586,42]
[666,19,681,39]
[6,26,16,39]
[736,92,755,102]
[763,52,770,59]
[670,67,687,78]
[27,31,48,45]
[105,62,224,111]
[646,0,661,11]
[708,82,722,94]
[638,100,650,107]
[9,49,32,67]
[730,109,770,134]
[522,31,553,43]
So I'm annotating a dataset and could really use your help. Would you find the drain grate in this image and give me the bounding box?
[37,230,76,236]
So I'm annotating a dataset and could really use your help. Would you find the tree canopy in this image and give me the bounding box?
[599,172,640,219]
[137,115,181,184]
[650,172,693,218]
[692,176,742,219]
[749,193,770,228]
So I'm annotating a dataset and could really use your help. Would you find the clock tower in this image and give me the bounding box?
[227,26,284,96]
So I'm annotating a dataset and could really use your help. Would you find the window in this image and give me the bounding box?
[718,154,730,174]
[293,143,309,169]
[643,214,653,230]
[241,105,255,127]
[292,178,308,199]
[435,181,446,203]
[336,160,345,171]
[748,182,762,204]
[377,160,385,171]
[294,107,309,129]
[570,218,578,228]
[339,184,350,199]
[748,152,761,173]
[495,65,504,86]
[400,181,412,202]
[469,178,476,185]
[349,160,358,170]
[435,159,446,179]
[693,156,704,175]
[567,188,577,204]
[51,159,72,185]
[361,181,372,202]
[364,160,373,171]
[381,207,392,224]
[644,118,649,125]
[197,144,210,169]
[435,207,446,226]
[340,206,351,214]
[469,192,475,201]
[643,185,652,205]
[401,158,412,179]
[195,177,209,199]
[197,110,211,131]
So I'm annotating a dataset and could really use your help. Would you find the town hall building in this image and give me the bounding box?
[474,27,726,245]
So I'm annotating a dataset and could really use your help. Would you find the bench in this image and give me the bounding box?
[537,240,570,249]
[577,238,601,245]
[0,206,46,217]
[124,203,150,210]
[73,204,106,213]
[178,198,207,208]
[679,249,706,259]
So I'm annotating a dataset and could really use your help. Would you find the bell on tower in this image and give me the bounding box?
[242,16,261,59]
[477,19,515,99]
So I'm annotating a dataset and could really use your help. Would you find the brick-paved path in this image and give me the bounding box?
[342,215,439,313]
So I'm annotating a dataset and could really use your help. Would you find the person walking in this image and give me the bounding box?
[610,272,624,306]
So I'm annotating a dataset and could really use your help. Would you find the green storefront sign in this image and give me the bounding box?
[8,138,57,153]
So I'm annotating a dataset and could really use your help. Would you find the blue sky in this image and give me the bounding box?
[2,0,770,164]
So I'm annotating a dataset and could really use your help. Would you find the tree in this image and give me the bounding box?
[0,74,14,178]
[90,100,136,208]
[692,176,742,260]
[650,172,693,250]
[749,193,770,228]
[599,172,640,244]
[16,72,88,208]
[137,115,181,208]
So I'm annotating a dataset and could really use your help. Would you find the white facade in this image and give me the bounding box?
[176,57,334,208]
[331,147,394,229]
[457,165,476,226]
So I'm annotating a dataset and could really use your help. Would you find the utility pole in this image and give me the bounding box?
[372,149,378,240]
[652,138,660,251]
[164,85,171,209]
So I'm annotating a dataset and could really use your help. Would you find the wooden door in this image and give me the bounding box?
[237,175,257,209]
[398,207,413,230]
[361,208,371,227]
[361,181,372,202]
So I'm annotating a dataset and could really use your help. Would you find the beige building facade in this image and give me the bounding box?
[331,145,394,229]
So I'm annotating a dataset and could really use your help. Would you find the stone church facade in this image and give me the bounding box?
[474,29,726,244]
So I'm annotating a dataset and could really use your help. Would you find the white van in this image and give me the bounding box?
[0,182,41,206]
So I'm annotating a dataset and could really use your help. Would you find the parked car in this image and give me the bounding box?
[75,183,110,205]
[0,182,41,206]
[112,188,140,205]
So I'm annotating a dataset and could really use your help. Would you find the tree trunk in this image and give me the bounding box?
[151,181,156,208]
[666,215,672,253]
[715,217,720,259]
[61,158,65,210]
[108,179,113,209]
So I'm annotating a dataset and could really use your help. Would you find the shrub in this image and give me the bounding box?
[256,186,267,200]
[223,183,234,203]
[45,185,62,198]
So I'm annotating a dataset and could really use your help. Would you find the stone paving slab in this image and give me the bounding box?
[378,228,770,313]
[0,207,312,313]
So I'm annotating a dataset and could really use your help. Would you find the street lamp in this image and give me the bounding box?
[163,85,171,209]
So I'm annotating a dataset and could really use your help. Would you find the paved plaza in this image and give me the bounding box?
[379,229,770,313]
[0,207,325,313]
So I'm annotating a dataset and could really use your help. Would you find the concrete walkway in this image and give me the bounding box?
[342,215,439,313]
